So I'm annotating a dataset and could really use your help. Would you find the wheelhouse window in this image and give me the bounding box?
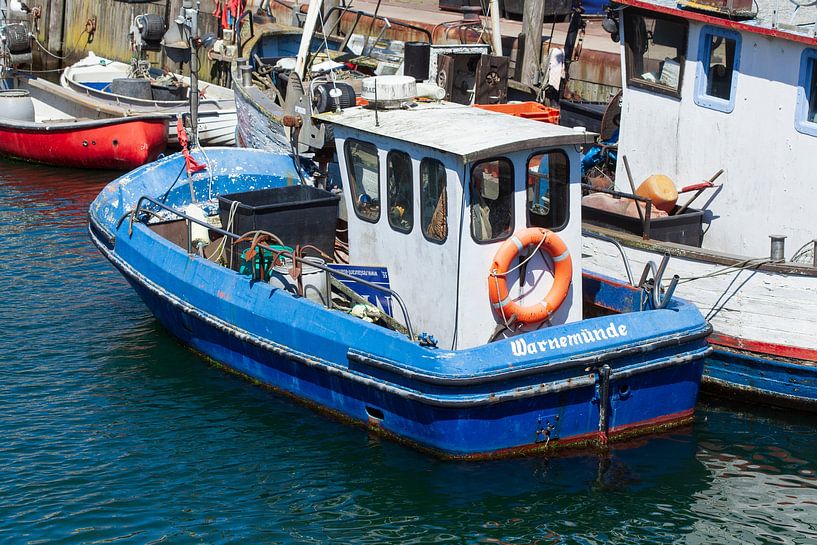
[386,151,413,233]
[624,10,688,97]
[527,150,569,230]
[470,158,514,243]
[345,139,380,222]
[796,49,817,137]
[420,158,447,243]
[694,26,740,113]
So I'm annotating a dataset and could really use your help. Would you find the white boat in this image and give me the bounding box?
[580,0,817,409]
[61,52,237,146]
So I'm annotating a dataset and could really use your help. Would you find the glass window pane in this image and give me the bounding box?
[706,35,736,100]
[470,158,514,242]
[809,58,817,123]
[420,158,447,242]
[625,12,687,95]
[345,140,380,222]
[386,151,413,233]
[527,151,569,230]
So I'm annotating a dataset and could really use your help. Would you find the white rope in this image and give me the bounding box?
[209,199,240,264]
[675,257,770,284]
[32,34,67,59]
[489,233,549,278]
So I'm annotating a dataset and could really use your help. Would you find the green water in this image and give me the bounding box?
[1,159,816,544]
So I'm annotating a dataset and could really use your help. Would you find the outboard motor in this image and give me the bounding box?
[1,23,32,66]
[130,13,165,54]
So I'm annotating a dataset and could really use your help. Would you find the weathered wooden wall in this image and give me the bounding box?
[34,0,232,82]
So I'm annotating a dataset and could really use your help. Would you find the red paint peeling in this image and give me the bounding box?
[710,333,817,363]
[616,0,817,46]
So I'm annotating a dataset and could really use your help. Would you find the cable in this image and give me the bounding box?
[32,34,67,59]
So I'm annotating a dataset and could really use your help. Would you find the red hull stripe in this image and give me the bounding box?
[0,118,167,170]
[615,0,817,46]
[709,333,817,363]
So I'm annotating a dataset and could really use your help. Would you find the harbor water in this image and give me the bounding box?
[2,159,817,544]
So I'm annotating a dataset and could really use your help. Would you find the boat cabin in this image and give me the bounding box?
[610,0,817,257]
[316,101,594,349]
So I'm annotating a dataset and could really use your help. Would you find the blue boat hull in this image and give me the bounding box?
[89,149,711,459]
[702,349,817,411]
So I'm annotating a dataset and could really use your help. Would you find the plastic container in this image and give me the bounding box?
[404,41,431,82]
[218,185,340,271]
[0,89,35,122]
[110,78,152,100]
[151,83,187,101]
[582,202,705,247]
[268,256,329,306]
[474,102,560,124]
[636,174,678,214]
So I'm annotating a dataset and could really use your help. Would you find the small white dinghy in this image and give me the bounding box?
[61,52,237,146]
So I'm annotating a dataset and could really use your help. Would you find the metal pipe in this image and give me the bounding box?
[770,234,787,263]
[187,0,200,147]
[240,64,253,87]
[597,364,611,440]
[813,239,817,267]
[581,229,635,286]
[622,155,646,232]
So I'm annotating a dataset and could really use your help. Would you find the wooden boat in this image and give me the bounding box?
[0,74,167,170]
[580,0,817,409]
[61,52,237,146]
[88,74,711,458]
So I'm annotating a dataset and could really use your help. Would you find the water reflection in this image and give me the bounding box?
[2,159,817,544]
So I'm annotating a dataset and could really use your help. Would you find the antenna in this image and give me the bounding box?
[374,80,379,127]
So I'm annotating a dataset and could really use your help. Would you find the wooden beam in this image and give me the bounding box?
[520,0,545,87]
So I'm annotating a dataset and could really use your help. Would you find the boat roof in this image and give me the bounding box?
[615,0,817,45]
[315,102,596,164]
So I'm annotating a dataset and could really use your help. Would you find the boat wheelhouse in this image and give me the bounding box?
[582,0,817,408]
[89,90,710,458]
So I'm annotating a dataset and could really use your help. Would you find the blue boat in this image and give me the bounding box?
[89,92,710,459]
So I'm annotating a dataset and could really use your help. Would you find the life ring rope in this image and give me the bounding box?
[488,228,573,327]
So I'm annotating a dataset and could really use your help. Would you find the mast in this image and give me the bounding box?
[294,0,324,81]
[490,0,502,56]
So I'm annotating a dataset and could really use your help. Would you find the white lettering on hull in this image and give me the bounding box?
[510,322,629,357]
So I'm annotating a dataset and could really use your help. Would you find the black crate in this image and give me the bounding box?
[582,205,705,247]
[218,185,340,270]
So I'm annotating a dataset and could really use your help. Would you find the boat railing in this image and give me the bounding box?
[235,9,255,59]
[119,195,417,340]
[323,6,433,55]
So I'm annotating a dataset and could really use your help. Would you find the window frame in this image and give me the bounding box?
[469,157,516,245]
[419,157,448,244]
[525,149,570,233]
[795,48,817,138]
[694,25,741,113]
[624,9,689,99]
[386,150,414,234]
[344,138,381,224]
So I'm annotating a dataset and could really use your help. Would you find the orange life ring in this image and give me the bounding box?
[488,227,573,325]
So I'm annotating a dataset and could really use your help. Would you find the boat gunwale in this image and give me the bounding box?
[88,205,711,382]
[584,223,817,277]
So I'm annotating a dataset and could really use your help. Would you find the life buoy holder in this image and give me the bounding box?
[488,227,573,325]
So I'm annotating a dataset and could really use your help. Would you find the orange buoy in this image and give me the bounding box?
[488,228,573,325]
[636,174,678,213]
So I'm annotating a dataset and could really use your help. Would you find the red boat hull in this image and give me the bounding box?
[0,117,168,170]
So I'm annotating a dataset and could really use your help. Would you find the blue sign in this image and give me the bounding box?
[328,265,393,317]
